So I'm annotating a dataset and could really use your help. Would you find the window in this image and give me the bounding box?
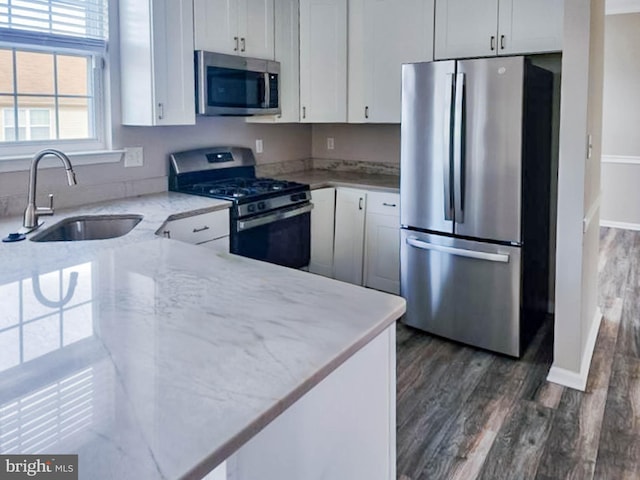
[0,0,108,151]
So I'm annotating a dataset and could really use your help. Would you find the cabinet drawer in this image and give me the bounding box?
[163,210,230,244]
[366,192,399,216]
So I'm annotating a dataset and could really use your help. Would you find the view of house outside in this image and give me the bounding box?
[0,48,93,143]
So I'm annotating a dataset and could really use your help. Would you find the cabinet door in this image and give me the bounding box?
[120,0,195,126]
[299,0,347,122]
[349,0,434,123]
[309,188,336,277]
[498,0,563,55]
[364,192,400,294]
[238,0,275,59]
[434,0,499,60]
[193,0,239,54]
[333,189,366,285]
[246,0,298,123]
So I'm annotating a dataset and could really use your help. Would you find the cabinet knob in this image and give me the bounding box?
[234,36,239,51]
[490,36,496,51]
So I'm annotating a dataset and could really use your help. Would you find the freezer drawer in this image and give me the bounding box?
[400,230,522,357]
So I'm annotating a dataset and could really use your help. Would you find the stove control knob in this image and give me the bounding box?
[258,201,266,210]
[248,204,256,213]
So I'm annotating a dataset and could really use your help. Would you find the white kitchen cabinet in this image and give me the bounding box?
[348,0,434,123]
[194,0,275,59]
[333,188,366,285]
[308,188,336,277]
[157,210,230,248]
[299,0,347,122]
[364,192,400,294]
[227,324,396,480]
[247,0,299,123]
[434,0,563,60]
[119,0,195,126]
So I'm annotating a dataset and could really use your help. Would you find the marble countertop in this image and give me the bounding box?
[272,169,400,192]
[0,193,406,479]
[0,192,231,280]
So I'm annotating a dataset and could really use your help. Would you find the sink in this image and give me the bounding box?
[30,214,143,242]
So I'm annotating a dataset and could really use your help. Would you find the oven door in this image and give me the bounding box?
[233,203,312,268]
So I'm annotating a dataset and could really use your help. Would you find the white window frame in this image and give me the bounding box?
[3,106,54,141]
[0,0,119,169]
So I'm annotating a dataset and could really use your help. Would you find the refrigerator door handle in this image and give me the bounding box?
[406,236,510,263]
[453,72,465,224]
[443,73,455,221]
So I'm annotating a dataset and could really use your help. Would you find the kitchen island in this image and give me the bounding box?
[0,193,405,480]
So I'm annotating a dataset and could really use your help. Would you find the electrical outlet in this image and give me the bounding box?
[256,139,263,154]
[327,137,335,150]
[124,147,144,168]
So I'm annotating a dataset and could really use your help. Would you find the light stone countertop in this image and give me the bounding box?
[0,192,406,479]
[272,169,400,193]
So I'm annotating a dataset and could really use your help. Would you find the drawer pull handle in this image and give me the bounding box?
[163,230,171,238]
[383,202,397,207]
[193,225,210,233]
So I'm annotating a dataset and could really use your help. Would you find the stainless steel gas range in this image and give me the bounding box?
[169,147,312,269]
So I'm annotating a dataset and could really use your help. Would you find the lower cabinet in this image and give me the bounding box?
[309,187,336,277]
[310,187,400,295]
[333,188,367,285]
[157,209,230,248]
[364,192,400,294]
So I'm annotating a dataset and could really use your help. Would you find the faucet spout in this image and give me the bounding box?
[23,149,77,230]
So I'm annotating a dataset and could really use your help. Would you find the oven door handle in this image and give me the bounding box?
[237,203,314,232]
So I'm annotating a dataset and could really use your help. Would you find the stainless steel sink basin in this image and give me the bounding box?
[30,214,143,242]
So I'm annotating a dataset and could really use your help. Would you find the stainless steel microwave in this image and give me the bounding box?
[195,51,280,116]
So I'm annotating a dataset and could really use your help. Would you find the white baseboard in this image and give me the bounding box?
[601,154,640,164]
[600,220,640,231]
[547,308,602,391]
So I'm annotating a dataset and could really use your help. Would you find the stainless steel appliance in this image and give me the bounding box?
[195,51,280,116]
[400,56,553,357]
[169,147,311,268]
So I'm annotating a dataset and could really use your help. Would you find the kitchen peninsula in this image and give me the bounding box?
[0,193,405,480]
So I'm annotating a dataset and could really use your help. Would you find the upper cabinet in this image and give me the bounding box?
[247,0,300,123]
[119,0,195,126]
[434,0,563,60]
[299,0,348,123]
[194,0,275,59]
[348,0,434,123]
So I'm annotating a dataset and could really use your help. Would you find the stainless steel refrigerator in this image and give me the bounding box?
[400,56,553,357]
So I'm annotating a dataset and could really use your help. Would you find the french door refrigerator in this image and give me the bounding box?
[400,56,553,357]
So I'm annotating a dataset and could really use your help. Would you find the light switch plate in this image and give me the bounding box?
[327,137,335,150]
[124,147,144,168]
[256,139,263,154]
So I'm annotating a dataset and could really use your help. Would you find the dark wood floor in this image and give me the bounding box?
[396,227,640,480]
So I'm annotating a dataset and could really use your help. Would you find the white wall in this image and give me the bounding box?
[0,0,311,218]
[549,0,605,390]
[600,13,640,229]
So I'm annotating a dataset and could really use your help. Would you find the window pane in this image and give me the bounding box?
[4,126,15,141]
[16,50,54,94]
[30,109,50,125]
[17,98,55,140]
[1,101,16,142]
[2,106,14,125]
[0,49,13,93]
[57,54,89,96]
[58,97,89,140]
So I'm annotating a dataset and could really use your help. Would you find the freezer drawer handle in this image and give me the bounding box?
[406,237,510,263]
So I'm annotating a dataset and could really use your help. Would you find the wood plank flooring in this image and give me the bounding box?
[396,227,640,480]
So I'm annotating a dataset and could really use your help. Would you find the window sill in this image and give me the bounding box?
[0,150,124,173]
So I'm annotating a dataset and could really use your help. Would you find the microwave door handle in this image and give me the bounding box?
[263,72,270,108]
[196,52,207,115]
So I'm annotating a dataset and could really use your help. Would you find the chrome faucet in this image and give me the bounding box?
[23,149,77,230]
